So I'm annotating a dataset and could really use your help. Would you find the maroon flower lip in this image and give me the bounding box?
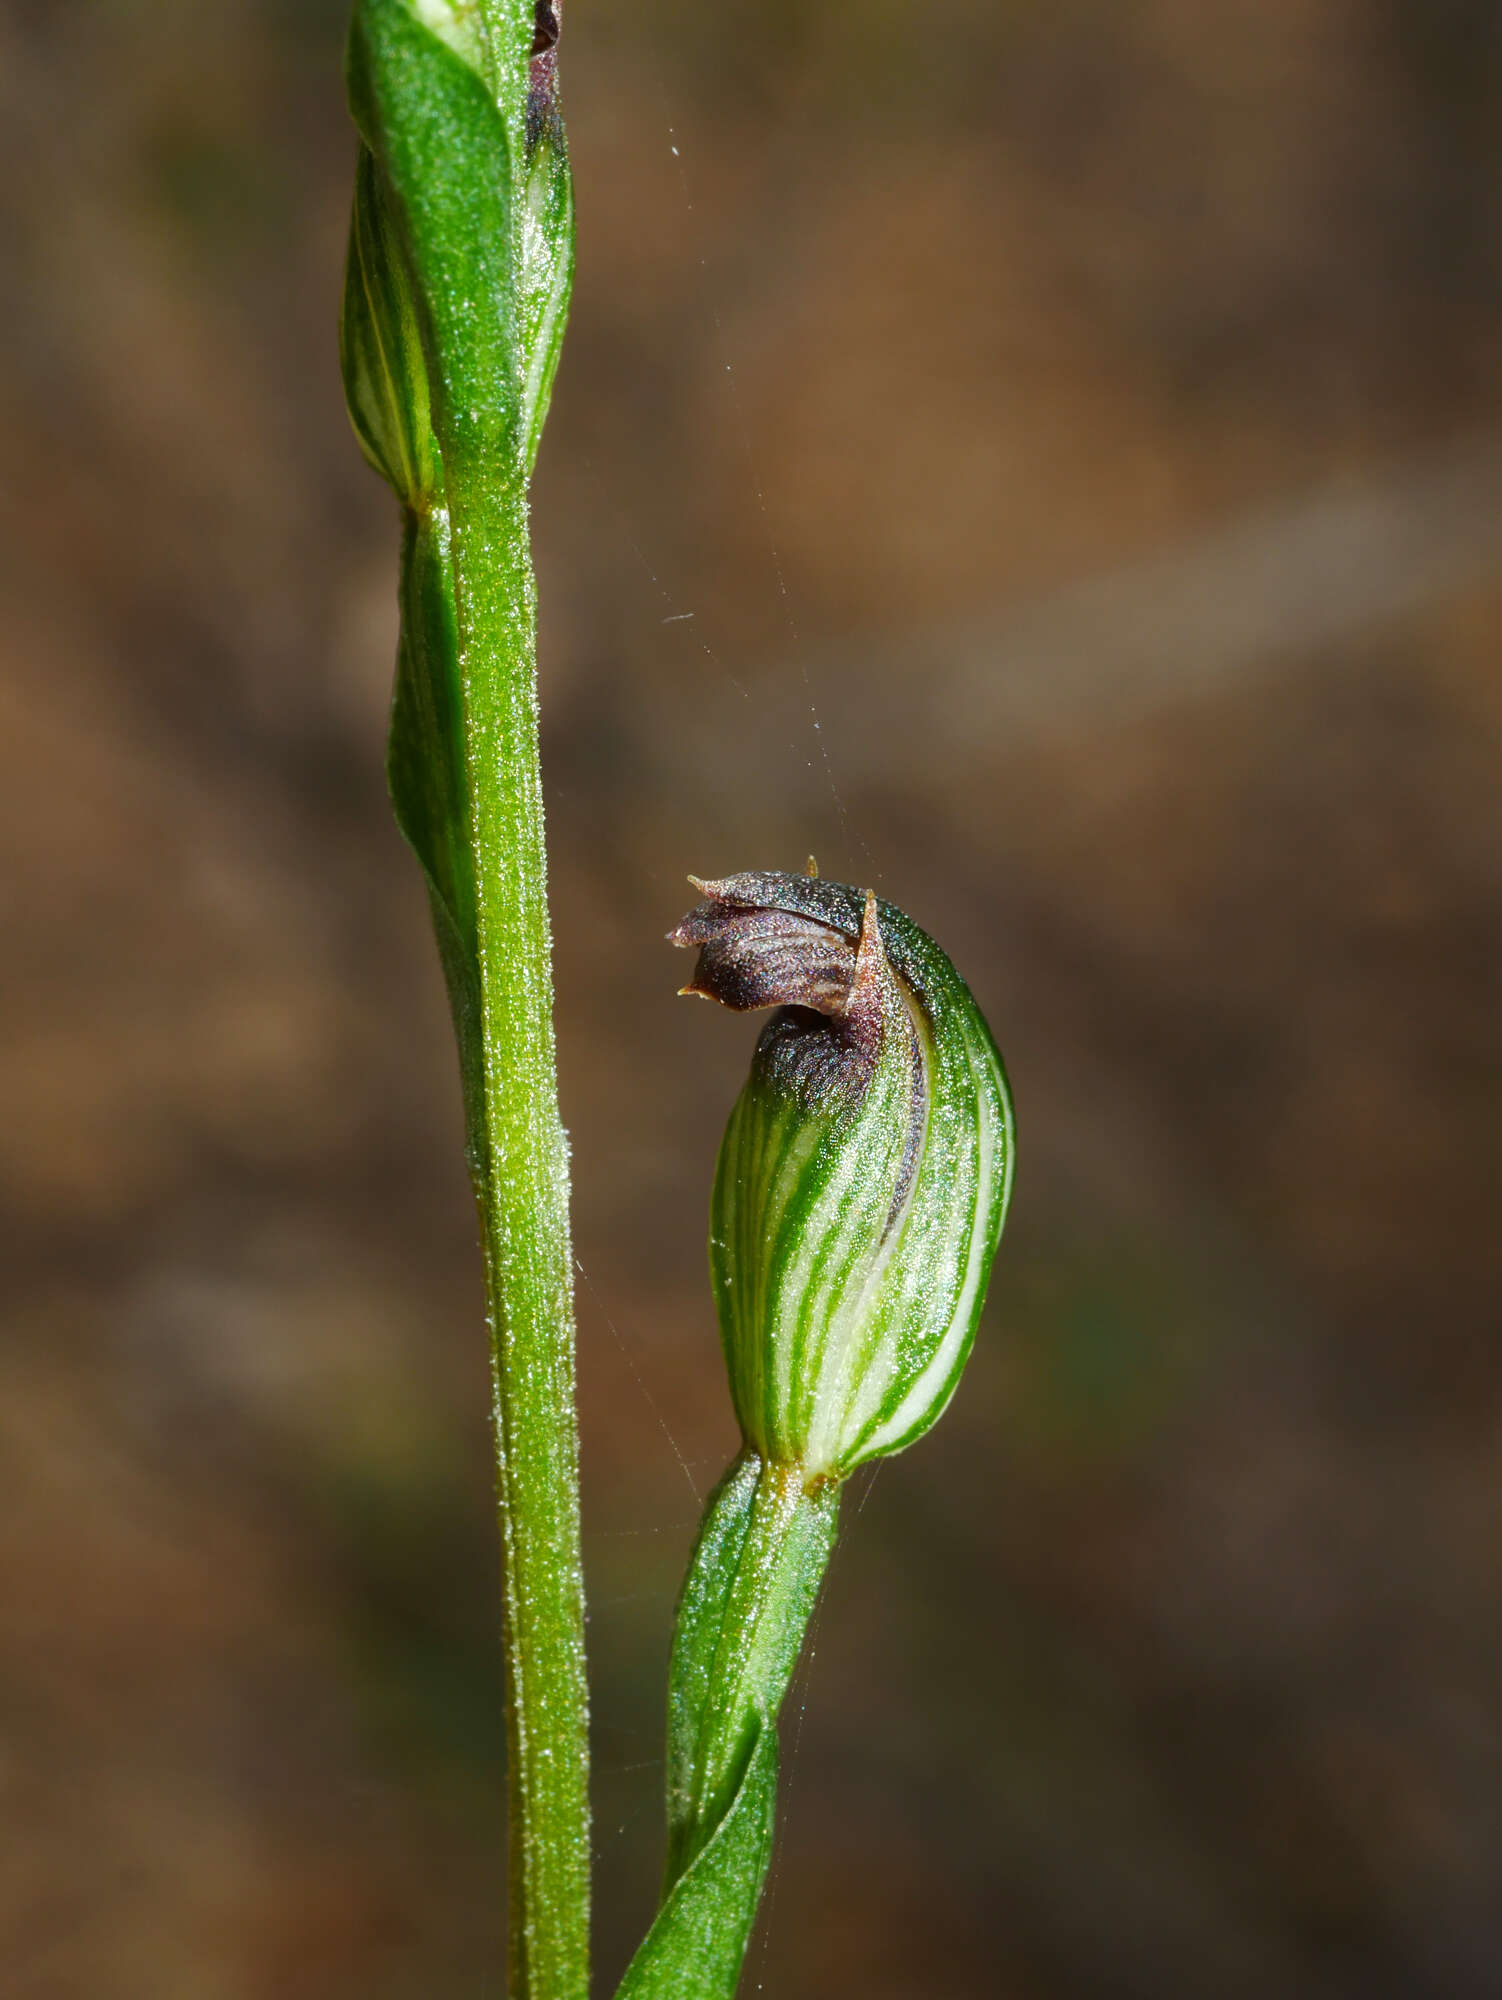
[670,880,864,1017]
[670,871,927,1216]
[669,873,896,1051]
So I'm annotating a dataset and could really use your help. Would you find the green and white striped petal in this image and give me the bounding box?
[670,869,1015,1480]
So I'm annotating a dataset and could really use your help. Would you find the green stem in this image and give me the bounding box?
[342,1,590,1985]
[393,456,590,2000]
[666,1455,839,1887]
[616,1455,839,1999]
[450,467,589,2000]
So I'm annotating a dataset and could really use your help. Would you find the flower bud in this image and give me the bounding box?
[670,870,1014,1479]
[341,1,575,501]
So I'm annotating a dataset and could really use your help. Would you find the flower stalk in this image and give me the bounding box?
[339,4,587,1995]
[618,871,1015,1998]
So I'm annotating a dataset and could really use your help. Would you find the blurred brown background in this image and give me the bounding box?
[4,2,1502,1995]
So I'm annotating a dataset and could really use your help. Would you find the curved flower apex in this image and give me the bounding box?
[671,870,1015,1479]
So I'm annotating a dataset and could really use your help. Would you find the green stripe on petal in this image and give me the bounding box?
[670,870,1015,1480]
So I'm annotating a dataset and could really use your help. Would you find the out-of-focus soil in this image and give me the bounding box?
[2,3,1500,1995]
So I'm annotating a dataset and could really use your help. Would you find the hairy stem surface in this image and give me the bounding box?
[451,467,588,2000]
[342,2,588,1990]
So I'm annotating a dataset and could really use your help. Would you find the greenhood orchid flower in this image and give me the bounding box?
[671,867,1015,1478]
